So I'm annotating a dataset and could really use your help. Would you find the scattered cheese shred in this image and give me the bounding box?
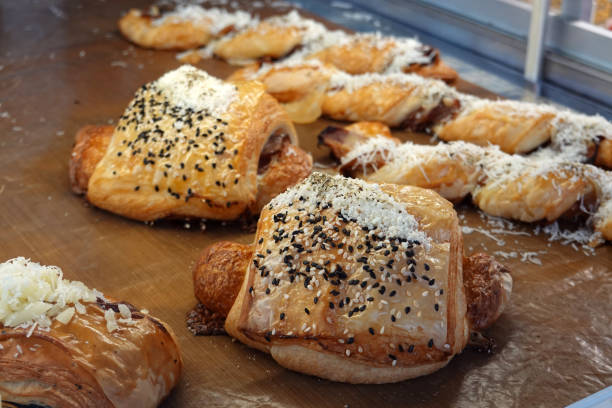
[269,172,431,248]
[0,257,121,333]
[154,65,238,117]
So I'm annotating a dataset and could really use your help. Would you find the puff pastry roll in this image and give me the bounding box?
[234,59,611,167]
[192,172,512,383]
[70,65,312,221]
[118,4,252,50]
[215,11,457,81]
[319,122,612,243]
[0,257,182,407]
[435,96,612,168]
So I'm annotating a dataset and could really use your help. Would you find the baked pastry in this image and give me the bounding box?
[0,257,182,407]
[319,122,612,243]
[435,96,612,168]
[70,65,312,221]
[215,11,457,81]
[192,172,512,383]
[118,4,252,50]
[232,57,612,166]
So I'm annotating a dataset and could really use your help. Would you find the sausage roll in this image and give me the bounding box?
[319,122,612,243]
[69,65,312,222]
[118,4,252,50]
[192,172,512,383]
[0,257,182,407]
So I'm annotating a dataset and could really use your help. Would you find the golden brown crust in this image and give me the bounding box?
[436,107,556,154]
[223,176,476,382]
[0,299,182,408]
[193,241,253,317]
[473,166,595,222]
[118,9,213,50]
[69,125,113,195]
[254,142,313,212]
[74,73,307,222]
[595,138,612,170]
[406,57,458,83]
[215,23,302,62]
[310,40,457,82]
[462,253,512,331]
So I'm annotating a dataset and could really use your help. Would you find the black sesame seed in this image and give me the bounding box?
[429,279,436,286]
[434,303,439,311]
[389,290,397,297]
[304,308,310,315]
[347,337,354,344]
[428,339,434,348]
[280,312,285,320]
[368,328,375,335]
[405,306,411,314]
[389,354,397,360]
[408,345,414,353]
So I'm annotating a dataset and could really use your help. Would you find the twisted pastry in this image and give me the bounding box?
[192,172,512,383]
[215,11,457,81]
[118,4,252,50]
[69,65,312,222]
[319,122,612,244]
[232,62,611,168]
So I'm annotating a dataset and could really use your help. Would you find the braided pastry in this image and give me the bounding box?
[233,62,611,169]
[319,122,612,244]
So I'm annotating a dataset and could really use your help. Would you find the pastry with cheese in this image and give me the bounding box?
[319,122,612,243]
[232,59,612,166]
[0,257,182,407]
[216,11,457,81]
[192,172,512,383]
[118,4,252,50]
[70,65,312,222]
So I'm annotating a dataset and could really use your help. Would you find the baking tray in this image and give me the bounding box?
[0,0,610,406]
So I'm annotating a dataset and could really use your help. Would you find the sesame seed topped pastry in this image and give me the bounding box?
[192,172,512,383]
[70,65,312,222]
[0,257,182,407]
[319,122,612,244]
[118,4,253,50]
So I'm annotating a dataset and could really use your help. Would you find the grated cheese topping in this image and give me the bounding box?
[340,133,612,244]
[154,65,237,117]
[0,258,125,333]
[269,172,431,248]
[152,5,254,35]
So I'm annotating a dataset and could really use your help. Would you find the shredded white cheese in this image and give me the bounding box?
[155,65,238,117]
[152,5,253,35]
[0,258,123,333]
[269,172,431,248]
[0,258,99,329]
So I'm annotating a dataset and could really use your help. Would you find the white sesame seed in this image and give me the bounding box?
[358,346,363,353]
[346,349,351,356]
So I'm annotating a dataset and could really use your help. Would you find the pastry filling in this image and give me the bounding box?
[258,130,292,175]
